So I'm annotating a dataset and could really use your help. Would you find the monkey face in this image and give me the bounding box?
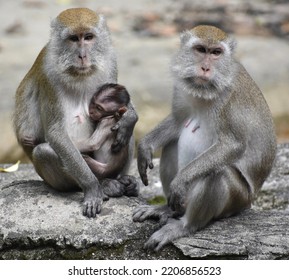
[49,9,113,77]
[171,27,237,99]
[62,31,98,76]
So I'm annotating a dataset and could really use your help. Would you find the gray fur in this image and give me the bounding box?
[13,9,137,218]
[134,26,276,251]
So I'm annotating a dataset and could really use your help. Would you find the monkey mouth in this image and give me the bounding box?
[185,77,210,86]
[65,65,97,76]
[195,76,210,84]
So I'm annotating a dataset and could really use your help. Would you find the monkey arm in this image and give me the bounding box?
[83,148,127,180]
[111,102,138,153]
[75,120,112,153]
[138,114,181,186]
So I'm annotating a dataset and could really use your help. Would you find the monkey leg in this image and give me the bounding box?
[185,167,251,231]
[32,143,79,191]
[144,167,251,251]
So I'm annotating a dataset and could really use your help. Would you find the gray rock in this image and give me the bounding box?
[0,144,288,259]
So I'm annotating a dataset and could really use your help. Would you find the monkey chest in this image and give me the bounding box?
[68,112,93,143]
[177,116,216,169]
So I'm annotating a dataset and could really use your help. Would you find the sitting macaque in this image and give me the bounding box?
[75,83,138,197]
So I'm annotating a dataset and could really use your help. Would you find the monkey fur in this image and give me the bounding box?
[134,25,276,251]
[13,8,138,218]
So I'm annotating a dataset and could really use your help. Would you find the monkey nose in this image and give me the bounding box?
[201,67,210,72]
[78,54,87,63]
[78,49,87,63]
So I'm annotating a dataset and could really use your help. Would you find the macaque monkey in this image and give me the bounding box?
[75,83,139,197]
[13,8,138,218]
[134,25,276,250]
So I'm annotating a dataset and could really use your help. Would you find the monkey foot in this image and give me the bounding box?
[118,175,139,197]
[132,204,173,225]
[101,179,125,197]
[144,218,189,251]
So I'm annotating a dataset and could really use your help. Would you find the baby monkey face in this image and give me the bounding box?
[89,93,125,121]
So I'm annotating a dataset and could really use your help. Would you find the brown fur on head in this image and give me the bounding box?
[57,8,99,31]
[190,25,228,44]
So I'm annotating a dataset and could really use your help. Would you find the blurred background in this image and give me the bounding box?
[0,0,288,163]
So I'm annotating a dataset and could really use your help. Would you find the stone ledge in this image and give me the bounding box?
[0,143,288,260]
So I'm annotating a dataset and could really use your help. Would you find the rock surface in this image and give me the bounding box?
[0,144,288,260]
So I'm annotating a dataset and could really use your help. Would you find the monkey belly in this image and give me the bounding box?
[177,117,215,170]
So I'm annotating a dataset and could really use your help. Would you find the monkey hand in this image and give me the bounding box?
[83,186,104,218]
[111,115,136,153]
[137,142,154,186]
[21,136,38,148]
[168,179,187,216]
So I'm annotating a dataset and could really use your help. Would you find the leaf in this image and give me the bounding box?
[0,161,21,173]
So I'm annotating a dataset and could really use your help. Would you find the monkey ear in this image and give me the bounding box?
[226,37,237,53]
[50,18,58,34]
[118,106,127,115]
[97,15,109,31]
[180,31,193,45]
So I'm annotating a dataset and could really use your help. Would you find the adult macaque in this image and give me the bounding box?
[13,8,138,218]
[75,83,138,197]
[134,25,276,250]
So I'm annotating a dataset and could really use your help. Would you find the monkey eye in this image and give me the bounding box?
[211,48,223,56]
[195,46,206,54]
[95,105,104,111]
[84,33,94,41]
[68,35,79,42]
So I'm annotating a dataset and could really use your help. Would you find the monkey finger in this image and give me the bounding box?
[111,123,120,131]
[141,174,148,186]
[111,131,128,152]
[83,204,94,218]
[111,141,122,153]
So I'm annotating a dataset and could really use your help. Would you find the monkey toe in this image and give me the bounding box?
[144,232,168,252]
[102,179,125,197]
[83,203,100,218]
[124,185,139,197]
[132,205,149,222]
[132,205,158,222]
[119,175,139,197]
[144,219,189,251]
[82,196,102,218]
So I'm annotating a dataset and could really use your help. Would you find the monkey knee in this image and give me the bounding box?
[184,171,251,228]
[218,168,252,217]
[32,143,55,162]
[32,143,78,191]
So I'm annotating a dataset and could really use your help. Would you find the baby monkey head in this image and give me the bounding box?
[89,83,130,121]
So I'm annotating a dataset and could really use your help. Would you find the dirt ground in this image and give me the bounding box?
[0,0,288,163]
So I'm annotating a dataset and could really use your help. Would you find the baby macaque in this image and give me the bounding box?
[13,8,138,217]
[75,84,137,196]
[76,83,129,178]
